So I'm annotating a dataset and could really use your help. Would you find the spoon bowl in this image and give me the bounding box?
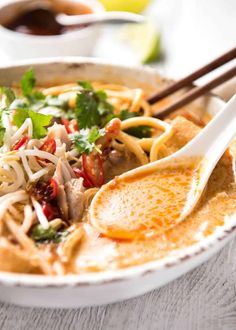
[90,94,236,239]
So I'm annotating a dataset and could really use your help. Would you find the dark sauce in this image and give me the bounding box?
[4,5,92,36]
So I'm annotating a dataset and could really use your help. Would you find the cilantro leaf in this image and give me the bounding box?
[0,128,5,146]
[124,126,152,138]
[20,68,45,105]
[10,99,28,110]
[0,87,16,107]
[30,224,57,241]
[102,109,138,126]
[117,110,152,138]
[97,91,113,116]
[75,82,113,129]
[30,224,69,244]
[78,81,93,90]
[0,87,15,145]
[45,95,68,110]
[118,109,139,120]
[75,91,100,129]
[0,115,5,146]
[13,108,52,139]
[21,68,36,98]
[0,108,8,146]
[72,127,105,154]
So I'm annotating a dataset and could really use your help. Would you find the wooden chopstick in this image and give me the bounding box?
[147,47,236,105]
[153,65,236,119]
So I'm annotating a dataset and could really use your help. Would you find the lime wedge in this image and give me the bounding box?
[99,0,150,13]
[121,22,161,64]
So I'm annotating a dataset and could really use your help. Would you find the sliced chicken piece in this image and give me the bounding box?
[59,159,76,184]
[53,159,68,220]
[53,158,64,185]
[65,178,85,222]
[48,123,71,149]
[57,186,69,221]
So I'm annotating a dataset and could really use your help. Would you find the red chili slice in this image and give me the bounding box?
[82,153,104,188]
[61,119,72,133]
[42,202,59,221]
[61,118,79,134]
[40,138,56,154]
[48,178,58,200]
[12,136,28,150]
[34,178,58,202]
[73,168,94,188]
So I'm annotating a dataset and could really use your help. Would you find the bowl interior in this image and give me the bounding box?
[0,57,228,287]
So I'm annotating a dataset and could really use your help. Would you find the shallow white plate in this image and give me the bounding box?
[0,58,235,308]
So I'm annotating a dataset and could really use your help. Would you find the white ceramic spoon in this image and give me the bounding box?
[56,11,146,26]
[89,94,236,240]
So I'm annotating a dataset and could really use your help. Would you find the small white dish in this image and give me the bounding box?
[0,0,104,60]
[0,57,235,308]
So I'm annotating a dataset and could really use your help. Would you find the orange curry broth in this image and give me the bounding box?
[69,150,236,273]
[90,158,201,240]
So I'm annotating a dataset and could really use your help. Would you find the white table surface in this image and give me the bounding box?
[0,0,236,329]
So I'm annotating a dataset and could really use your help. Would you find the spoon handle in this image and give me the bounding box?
[183,93,236,159]
[175,93,236,220]
[57,11,146,26]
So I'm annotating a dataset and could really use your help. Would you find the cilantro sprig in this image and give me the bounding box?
[30,224,69,244]
[0,87,16,145]
[72,127,105,155]
[13,108,52,139]
[75,82,113,129]
[0,87,16,107]
[21,68,45,102]
[0,111,5,146]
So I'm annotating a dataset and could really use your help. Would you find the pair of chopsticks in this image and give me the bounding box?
[147,47,236,119]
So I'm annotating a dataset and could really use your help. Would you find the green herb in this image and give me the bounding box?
[21,68,36,98]
[75,91,100,128]
[30,224,57,241]
[124,126,152,138]
[102,109,139,126]
[78,81,93,90]
[13,108,52,139]
[0,112,5,146]
[20,68,45,102]
[96,90,113,116]
[75,82,113,129]
[118,109,139,120]
[10,99,28,110]
[0,87,16,146]
[72,127,105,155]
[45,95,68,110]
[30,224,69,243]
[0,128,5,146]
[118,110,152,138]
[0,87,16,107]
[0,106,11,146]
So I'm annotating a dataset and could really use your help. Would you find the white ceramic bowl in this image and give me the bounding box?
[0,58,235,308]
[0,0,104,60]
